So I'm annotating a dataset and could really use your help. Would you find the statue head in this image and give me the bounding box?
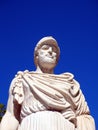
[34,36,60,68]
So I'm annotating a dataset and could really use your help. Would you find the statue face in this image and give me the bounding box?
[37,44,57,69]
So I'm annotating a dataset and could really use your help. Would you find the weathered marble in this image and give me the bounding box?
[0,36,95,130]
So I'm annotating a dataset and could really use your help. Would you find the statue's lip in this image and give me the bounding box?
[46,54,54,58]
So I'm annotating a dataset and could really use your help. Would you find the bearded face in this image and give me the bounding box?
[37,44,57,70]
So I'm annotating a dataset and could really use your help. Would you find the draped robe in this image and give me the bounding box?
[10,70,95,130]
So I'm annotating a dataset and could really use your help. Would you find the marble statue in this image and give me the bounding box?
[0,36,95,130]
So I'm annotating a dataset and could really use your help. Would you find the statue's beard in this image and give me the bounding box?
[38,56,57,70]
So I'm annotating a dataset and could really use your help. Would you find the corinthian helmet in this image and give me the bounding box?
[34,36,60,66]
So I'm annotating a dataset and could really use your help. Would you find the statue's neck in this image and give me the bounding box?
[35,66,54,74]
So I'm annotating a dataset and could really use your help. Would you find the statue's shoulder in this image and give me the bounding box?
[62,72,80,94]
[10,70,30,86]
[61,72,74,81]
[61,72,80,85]
[9,70,32,92]
[15,70,30,77]
[14,70,37,78]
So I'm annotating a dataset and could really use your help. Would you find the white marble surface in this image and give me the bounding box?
[0,37,95,130]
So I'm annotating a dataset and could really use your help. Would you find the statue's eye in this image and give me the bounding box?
[41,45,49,50]
[52,47,57,53]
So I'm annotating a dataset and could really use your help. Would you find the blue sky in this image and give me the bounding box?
[0,0,98,128]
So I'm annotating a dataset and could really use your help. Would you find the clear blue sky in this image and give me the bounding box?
[0,0,98,128]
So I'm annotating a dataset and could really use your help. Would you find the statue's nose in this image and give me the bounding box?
[48,47,53,54]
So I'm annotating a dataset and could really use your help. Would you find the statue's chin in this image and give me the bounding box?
[38,57,57,70]
[41,62,56,69]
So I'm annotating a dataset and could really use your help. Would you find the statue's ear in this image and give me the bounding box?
[36,56,38,60]
[34,56,38,66]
